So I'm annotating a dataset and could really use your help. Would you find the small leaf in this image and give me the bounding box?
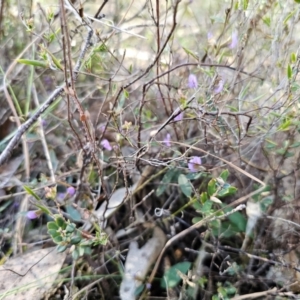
[161,262,191,288]
[291,52,297,63]
[35,203,51,215]
[185,172,206,180]
[182,47,199,60]
[219,170,229,182]
[48,229,59,237]
[72,248,79,260]
[55,217,67,229]
[70,236,81,245]
[156,168,178,196]
[78,246,85,257]
[47,221,59,230]
[178,174,193,197]
[207,179,217,197]
[287,64,292,79]
[277,119,291,131]
[17,59,48,68]
[23,185,41,201]
[66,205,82,222]
[56,245,67,253]
[65,223,76,233]
[52,236,63,244]
[210,196,222,204]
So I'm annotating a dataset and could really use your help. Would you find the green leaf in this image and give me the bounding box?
[295,0,300,3]
[72,248,79,260]
[161,262,191,288]
[217,184,237,198]
[78,246,85,257]
[192,217,202,224]
[182,47,199,60]
[185,172,205,180]
[219,170,229,182]
[287,64,292,79]
[290,142,300,148]
[123,89,129,99]
[35,203,51,215]
[178,174,193,197]
[47,221,59,230]
[23,185,41,201]
[291,52,297,63]
[48,229,59,237]
[277,119,291,131]
[66,205,82,222]
[156,168,178,196]
[65,223,76,233]
[70,236,81,245]
[207,179,217,197]
[56,245,67,253]
[17,59,48,68]
[227,211,246,232]
[53,235,63,244]
[55,217,67,229]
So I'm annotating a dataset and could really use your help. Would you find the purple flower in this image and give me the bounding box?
[188,156,202,172]
[214,79,224,94]
[174,112,183,121]
[188,74,198,89]
[146,283,152,289]
[164,133,171,147]
[26,210,38,219]
[229,31,238,49]
[207,32,213,40]
[67,186,76,196]
[57,192,66,201]
[101,139,112,151]
[41,119,47,127]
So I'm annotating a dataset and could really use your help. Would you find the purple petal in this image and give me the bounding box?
[174,112,183,121]
[41,119,47,127]
[188,74,198,89]
[188,156,202,172]
[229,31,238,49]
[67,186,76,196]
[26,210,38,219]
[207,32,213,40]
[101,139,112,151]
[164,133,171,147]
[57,192,66,200]
[214,79,224,94]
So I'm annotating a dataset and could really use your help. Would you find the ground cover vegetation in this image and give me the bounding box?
[1,0,300,299]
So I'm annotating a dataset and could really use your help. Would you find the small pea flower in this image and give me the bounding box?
[214,79,224,94]
[101,139,112,151]
[229,31,238,49]
[188,74,198,89]
[26,210,39,219]
[174,112,183,121]
[188,156,202,172]
[67,186,76,196]
[164,133,171,147]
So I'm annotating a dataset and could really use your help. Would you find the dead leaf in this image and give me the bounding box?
[119,227,166,300]
[0,247,66,300]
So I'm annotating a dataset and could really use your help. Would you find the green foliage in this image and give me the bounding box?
[47,215,107,260]
[23,185,41,201]
[178,174,193,197]
[212,282,237,300]
[161,262,191,288]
